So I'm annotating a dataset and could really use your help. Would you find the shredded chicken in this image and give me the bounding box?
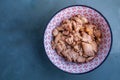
[51,14,102,63]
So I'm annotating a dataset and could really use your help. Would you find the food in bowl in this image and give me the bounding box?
[51,14,102,63]
[44,5,112,73]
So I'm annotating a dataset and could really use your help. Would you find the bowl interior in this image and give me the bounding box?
[44,6,112,73]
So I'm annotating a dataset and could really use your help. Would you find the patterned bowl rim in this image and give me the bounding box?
[43,5,113,74]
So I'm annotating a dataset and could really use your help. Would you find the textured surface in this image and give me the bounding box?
[0,0,120,80]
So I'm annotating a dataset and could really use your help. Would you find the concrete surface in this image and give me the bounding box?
[0,0,120,80]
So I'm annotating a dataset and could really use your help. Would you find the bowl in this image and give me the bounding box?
[44,5,112,74]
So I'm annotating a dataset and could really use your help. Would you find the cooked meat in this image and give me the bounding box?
[85,25,94,36]
[56,26,64,31]
[82,42,95,57]
[81,16,88,24]
[62,30,69,35]
[77,56,86,63]
[51,41,56,49]
[86,56,94,62]
[65,34,74,45]
[63,23,73,32]
[82,32,92,43]
[52,29,59,36]
[73,45,80,52]
[68,50,79,62]
[94,29,101,38]
[90,41,98,53]
[55,33,61,43]
[62,49,72,62]
[51,14,102,63]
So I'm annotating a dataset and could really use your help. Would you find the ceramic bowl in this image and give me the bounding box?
[44,5,112,74]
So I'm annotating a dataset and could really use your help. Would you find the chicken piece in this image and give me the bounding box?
[94,29,101,38]
[76,40,81,45]
[78,47,83,56]
[66,45,71,49]
[65,38,73,45]
[61,19,70,24]
[73,17,83,25]
[73,45,80,52]
[82,42,95,57]
[68,50,79,62]
[77,56,86,63]
[56,26,64,31]
[65,34,74,45]
[75,25,81,32]
[81,16,88,24]
[75,14,81,18]
[55,33,61,43]
[61,35,66,41]
[55,43,63,55]
[85,25,94,36]
[74,36,80,42]
[96,38,101,45]
[73,32,82,41]
[90,41,98,53]
[63,23,72,32]
[85,24,96,40]
[71,20,77,28]
[78,50,83,56]
[79,26,85,32]
[71,20,82,32]
[94,29,102,45]
[52,28,59,36]
[81,32,92,43]
[51,41,56,49]
[59,40,66,51]
[56,40,66,55]
[86,56,94,62]
[83,54,88,58]
[62,49,72,62]
[71,41,76,46]
[62,30,69,35]
[74,32,81,36]
[71,20,80,32]
[73,44,83,54]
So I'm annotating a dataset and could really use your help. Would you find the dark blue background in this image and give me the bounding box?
[0,0,120,80]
